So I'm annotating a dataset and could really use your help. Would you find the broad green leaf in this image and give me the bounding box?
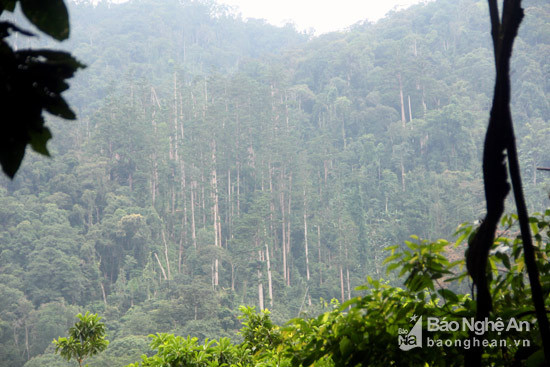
[438,288,459,303]
[29,126,52,156]
[339,336,352,358]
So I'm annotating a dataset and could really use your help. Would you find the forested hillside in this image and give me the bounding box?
[0,0,549,366]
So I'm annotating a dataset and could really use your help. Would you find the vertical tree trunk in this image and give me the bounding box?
[190,180,197,249]
[231,262,235,291]
[422,85,427,115]
[201,165,206,227]
[211,140,220,287]
[173,72,179,162]
[24,323,29,360]
[345,248,351,301]
[398,72,406,127]
[265,240,273,308]
[401,158,406,192]
[179,160,187,273]
[100,282,107,305]
[237,161,241,215]
[317,225,323,286]
[269,163,276,252]
[286,174,292,286]
[303,189,310,282]
[339,265,345,303]
[154,253,168,280]
[280,172,287,284]
[258,250,264,310]
[408,95,413,123]
[151,153,158,206]
[161,229,171,280]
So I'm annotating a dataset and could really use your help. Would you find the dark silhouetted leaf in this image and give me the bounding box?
[29,126,51,155]
[20,0,69,40]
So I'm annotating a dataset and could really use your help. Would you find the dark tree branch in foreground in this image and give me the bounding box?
[466,0,550,365]
[0,0,84,178]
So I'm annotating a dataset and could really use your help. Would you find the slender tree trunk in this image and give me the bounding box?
[258,250,264,310]
[339,265,345,303]
[151,152,158,206]
[231,262,235,291]
[303,189,310,281]
[286,174,292,286]
[154,253,168,280]
[398,72,406,127]
[401,158,406,192]
[161,229,171,280]
[422,85,427,114]
[265,240,273,307]
[269,163,276,252]
[408,95,413,124]
[179,161,187,273]
[211,140,220,287]
[318,225,323,285]
[280,182,287,284]
[190,180,197,249]
[201,164,206,227]
[24,323,29,360]
[100,282,107,305]
[345,248,351,301]
[237,161,241,215]
[173,72,179,162]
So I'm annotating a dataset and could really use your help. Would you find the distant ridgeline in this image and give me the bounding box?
[0,0,549,366]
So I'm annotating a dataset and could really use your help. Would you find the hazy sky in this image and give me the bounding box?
[217,0,427,34]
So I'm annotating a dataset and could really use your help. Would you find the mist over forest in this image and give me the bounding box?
[1,0,549,366]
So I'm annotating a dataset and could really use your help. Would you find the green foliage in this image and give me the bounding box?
[282,212,550,366]
[53,312,109,367]
[238,306,282,355]
[123,212,550,366]
[0,0,549,365]
[126,334,252,367]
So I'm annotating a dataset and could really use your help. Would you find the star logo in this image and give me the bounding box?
[410,314,418,323]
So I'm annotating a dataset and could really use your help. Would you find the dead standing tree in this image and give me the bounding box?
[465,0,550,365]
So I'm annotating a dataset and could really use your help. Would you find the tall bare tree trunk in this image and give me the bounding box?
[401,158,406,192]
[258,250,264,310]
[339,265,345,303]
[286,173,292,286]
[303,189,310,282]
[318,225,323,285]
[161,229,171,280]
[100,282,107,305]
[154,253,168,280]
[408,95,413,123]
[280,178,287,284]
[345,247,351,301]
[265,240,273,308]
[237,161,241,215]
[398,72,406,127]
[190,180,197,249]
[173,72,179,162]
[179,160,187,273]
[211,140,220,287]
[151,153,158,206]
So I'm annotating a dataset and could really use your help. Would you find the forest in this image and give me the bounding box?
[0,0,549,366]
